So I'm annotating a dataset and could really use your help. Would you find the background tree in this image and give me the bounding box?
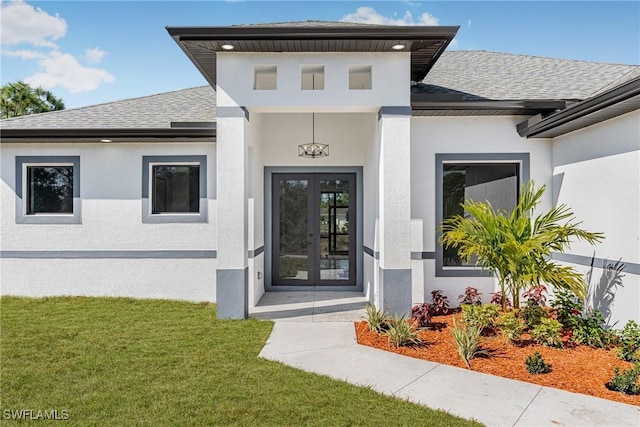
[440,181,604,310]
[0,81,65,119]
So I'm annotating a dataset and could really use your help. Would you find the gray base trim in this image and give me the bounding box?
[216,267,249,319]
[381,267,412,317]
[551,252,640,275]
[0,250,217,259]
[411,251,436,260]
[249,246,264,258]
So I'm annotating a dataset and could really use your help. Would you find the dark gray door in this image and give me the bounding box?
[273,173,356,286]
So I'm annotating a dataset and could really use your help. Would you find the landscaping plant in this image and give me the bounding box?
[490,291,512,310]
[525,352,551,374]
[521,301,549,330]
[522,284,547,306]
[458,286,482,305]
[617,320,640,362]
[461,303,499,334]
[410,303,432,328]
[550,288,583,328]
[365,303,388,333]
[386,316,422,347]
[571,309,615,348]
[498,311,524,345]
[450,319,486,368]
[606,363,640,395]
[430,290,450,316]
[440,181,603,311]
[531,318,563,347]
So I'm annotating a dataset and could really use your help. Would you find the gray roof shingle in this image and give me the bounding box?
[1,86,216,129]
[2,51,637,129]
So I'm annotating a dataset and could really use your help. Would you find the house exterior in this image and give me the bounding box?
[1,22,639,324]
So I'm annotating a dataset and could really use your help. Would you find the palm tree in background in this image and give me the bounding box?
[0,81,65,118]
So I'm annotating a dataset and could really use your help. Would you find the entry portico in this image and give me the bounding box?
[167,24,458,318]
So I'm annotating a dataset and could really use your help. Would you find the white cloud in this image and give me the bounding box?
[0,0,67,47]
[341,6,439,26]
[1,1,114,93]
[84,47,107,64]
[25,50,115,93]
[2,48,47,60]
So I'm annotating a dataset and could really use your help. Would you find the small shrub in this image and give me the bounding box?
[498,311,524,344]
[531,318,563,347]
[430,290,450,316]
[550,288,582,328]
[450,319,485,368]
[458,287,482,305]
[410,303,432,328]
[617,320,640,362]
[571,309,615,348]
[525,352,551,374]
[521,301,549,329]
[606,364,640,395]
[462,304,500,333]
[522,284,547,306]
[386,316,422,347]
[365,304,388,332]
[490,291,512,310]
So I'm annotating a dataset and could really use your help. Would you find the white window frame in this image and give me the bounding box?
[15,156,81,224]
[142,155,207,223]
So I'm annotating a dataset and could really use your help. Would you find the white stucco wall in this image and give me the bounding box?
[0,142,217,302]
[551,110,640,325]
[217,52,410,111]
[410,115,553,305]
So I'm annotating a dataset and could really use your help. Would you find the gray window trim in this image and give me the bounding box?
[15,156,81,224]
[435,153,530,277]
[142,155,207,223]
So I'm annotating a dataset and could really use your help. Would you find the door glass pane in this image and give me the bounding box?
[319,179,350,280]
[279,179,309,280]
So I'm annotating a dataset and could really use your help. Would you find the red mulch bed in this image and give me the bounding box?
[355,312,640,406]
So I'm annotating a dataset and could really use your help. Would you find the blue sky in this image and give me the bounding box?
[1,1,638,109]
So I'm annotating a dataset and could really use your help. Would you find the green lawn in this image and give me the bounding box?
[1,297,481,426]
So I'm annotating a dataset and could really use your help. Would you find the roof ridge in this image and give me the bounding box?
[1,85,212,122]
[443,50,639,67]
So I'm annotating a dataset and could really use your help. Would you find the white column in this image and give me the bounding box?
[216,107,249,319]
[378,107,412,316]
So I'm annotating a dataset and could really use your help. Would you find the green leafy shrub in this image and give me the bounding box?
[462,303,500,333]
[525,352,551,374]
[498,311,524,344]
[365,304,388,332]
[385,316,422,347]
[618,320,640,362]
[550,288,582,328]
[571,309,615,348]
[606,364,640,395]
[450,319,485,368]
[410,303,432,328]
[522,284,547,306]
[531,318,563,347]
[521,301,549,329]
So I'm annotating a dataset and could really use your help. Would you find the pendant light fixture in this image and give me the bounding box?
[298,113,329,158]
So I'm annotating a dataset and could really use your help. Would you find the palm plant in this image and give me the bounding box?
[440,181,603,310]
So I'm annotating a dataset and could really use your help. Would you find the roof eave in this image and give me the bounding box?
[517,76,640,138]
[0,127,216,143]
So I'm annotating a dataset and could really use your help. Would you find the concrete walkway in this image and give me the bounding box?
[254,292,640,427]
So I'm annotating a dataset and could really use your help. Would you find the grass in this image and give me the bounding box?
[1,297,481,426]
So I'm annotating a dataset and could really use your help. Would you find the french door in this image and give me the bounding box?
[272,173,356,286]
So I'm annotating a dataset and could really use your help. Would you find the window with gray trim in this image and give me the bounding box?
[142,156,207,223]
[15,156,81,224]
[435,153,529,277]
